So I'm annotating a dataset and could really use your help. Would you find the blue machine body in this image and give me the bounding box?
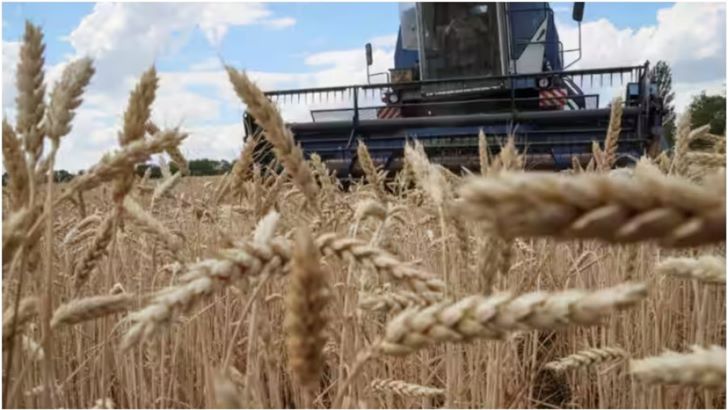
[245,2,665,178]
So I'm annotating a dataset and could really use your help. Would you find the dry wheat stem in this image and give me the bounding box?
[544,346,629,372]
[378,282,647,355]
[656,256,726,284]
[370,378,445,398]
[458,166,725,247]
[630,345,725,388]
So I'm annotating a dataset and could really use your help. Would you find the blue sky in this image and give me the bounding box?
[2,2,725,171]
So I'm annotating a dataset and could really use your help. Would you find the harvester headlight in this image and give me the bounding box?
[387,92,400,104]
[538,77,551,89]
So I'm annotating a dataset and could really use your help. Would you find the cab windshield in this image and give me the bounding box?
[419,3,502,80]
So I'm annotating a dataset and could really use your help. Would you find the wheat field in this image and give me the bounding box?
[2,21,726,409]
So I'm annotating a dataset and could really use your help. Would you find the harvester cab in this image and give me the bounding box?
[243,2,665,180]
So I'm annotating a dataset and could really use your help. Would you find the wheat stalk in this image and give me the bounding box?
[656,255,726,284]
[378,282,647,355]
[225,67,319,208]
[630,345,725,388]
[458,164,725,247]
[544,346,629,372]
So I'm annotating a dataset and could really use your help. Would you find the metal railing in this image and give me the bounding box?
[264,64,647,128]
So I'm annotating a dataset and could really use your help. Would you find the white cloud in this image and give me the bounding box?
[556,2,726,111]
[264,17,297,29]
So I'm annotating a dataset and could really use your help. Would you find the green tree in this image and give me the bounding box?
[689,91,726,135]
[651,61,676,146]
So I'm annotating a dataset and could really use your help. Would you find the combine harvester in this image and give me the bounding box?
[244,2,666,179]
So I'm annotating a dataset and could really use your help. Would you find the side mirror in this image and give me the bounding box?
[365,43,373,66]
[572,2,584,22]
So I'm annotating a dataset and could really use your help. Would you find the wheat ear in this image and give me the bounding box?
[15,21,46,163]
[284,227,330,389]
[358,286,437,314]
[151,171,182,205]
[544,346,629,372]
[229,131,260,199]
[120,238,290,350]
[2,119,29,210]
[62,129,186,200]
[370,379,445,398]
[458,165,725,247]
[315,232,445,296]
[50,293,136,327]
[3,297,39,345]
[478,129,490,175]
[656,255,725,284]
[73,210,116,289]
[2,207,32,266]
[602,97,624,170]
[112,65,158,207]
[379,282,647,355]
[357,139,386,201]
[122,196,183,255]
[630,345,725,388]
[45,57,94,143]
[225,67,319,207]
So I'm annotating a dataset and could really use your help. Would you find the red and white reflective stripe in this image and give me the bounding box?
[539,88,568,108]
[377,106,402,119]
